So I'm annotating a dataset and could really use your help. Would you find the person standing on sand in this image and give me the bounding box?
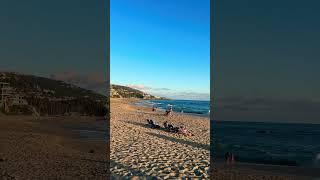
[166,106,173,116]
[225,152,230,165]
[230,152,235,164]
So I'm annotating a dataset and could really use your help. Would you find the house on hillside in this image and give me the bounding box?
[0,82,28,113]
[9,95,28,106]
[0,82,11,106]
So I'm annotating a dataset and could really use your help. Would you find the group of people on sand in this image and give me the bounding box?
[164,121,194,136]
[146,119,194,137]
[148,104,193,136]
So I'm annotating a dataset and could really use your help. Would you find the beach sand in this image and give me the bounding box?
[110,98,210,179]
[0,114,108,179]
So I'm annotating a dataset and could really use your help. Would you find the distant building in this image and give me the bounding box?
[9,95,28,106]
[0,82,11,106]
[0,82,28,110]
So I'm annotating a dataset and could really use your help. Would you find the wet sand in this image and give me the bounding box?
[0,114,108,179]
[110,98,210,179]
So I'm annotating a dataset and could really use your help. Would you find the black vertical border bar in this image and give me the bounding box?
[210,0,215,178]
[105,0,111,177]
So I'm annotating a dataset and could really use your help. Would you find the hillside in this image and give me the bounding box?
[110,84,166,100]
[0,72,106,100]
[0,72,108,116]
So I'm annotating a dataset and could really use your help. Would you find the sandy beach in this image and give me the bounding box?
[110,98,210,179]
[0,114,108,179]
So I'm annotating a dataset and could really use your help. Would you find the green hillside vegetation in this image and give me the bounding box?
[110,84,167,100]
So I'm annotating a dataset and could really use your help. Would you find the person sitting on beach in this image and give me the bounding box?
[147,119,153,127]
[172,126,179,133]
[164,121,176,132]
[147,119,153,125]
[147,119,155,128]
[147,119,161,129]
[185,127,193,136]
[178,126,194,136]
[153,123,161,129]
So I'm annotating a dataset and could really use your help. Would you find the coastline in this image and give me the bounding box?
[134,99,210,118]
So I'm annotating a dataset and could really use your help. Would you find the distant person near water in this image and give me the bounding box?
[152,105,156,112]
[165,105,173,116]
[225,152,235,165]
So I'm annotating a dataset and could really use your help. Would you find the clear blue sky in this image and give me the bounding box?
[110,0,210,100]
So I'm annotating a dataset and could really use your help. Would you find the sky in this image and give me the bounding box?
[110,0,210,100]
[0,0,107,94]
[214,0,320,123]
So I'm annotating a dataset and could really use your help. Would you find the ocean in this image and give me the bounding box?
[135,99,210,117]
[212,121,320,168]
[135,100,320,168]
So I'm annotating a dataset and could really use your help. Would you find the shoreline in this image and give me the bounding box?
[133,98,210,118]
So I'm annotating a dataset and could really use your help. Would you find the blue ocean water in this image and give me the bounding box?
[212,121,320,167]
[135,99,210,117]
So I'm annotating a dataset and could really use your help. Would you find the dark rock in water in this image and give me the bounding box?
[89,149,95,153]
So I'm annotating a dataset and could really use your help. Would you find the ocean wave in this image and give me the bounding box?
[137,99,210,117]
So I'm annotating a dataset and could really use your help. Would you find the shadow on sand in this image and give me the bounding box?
[81,158,159,179]
[146,132,210,151]
[125,121,209,151]
[124,121,148,128]
[110,160,157,180]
